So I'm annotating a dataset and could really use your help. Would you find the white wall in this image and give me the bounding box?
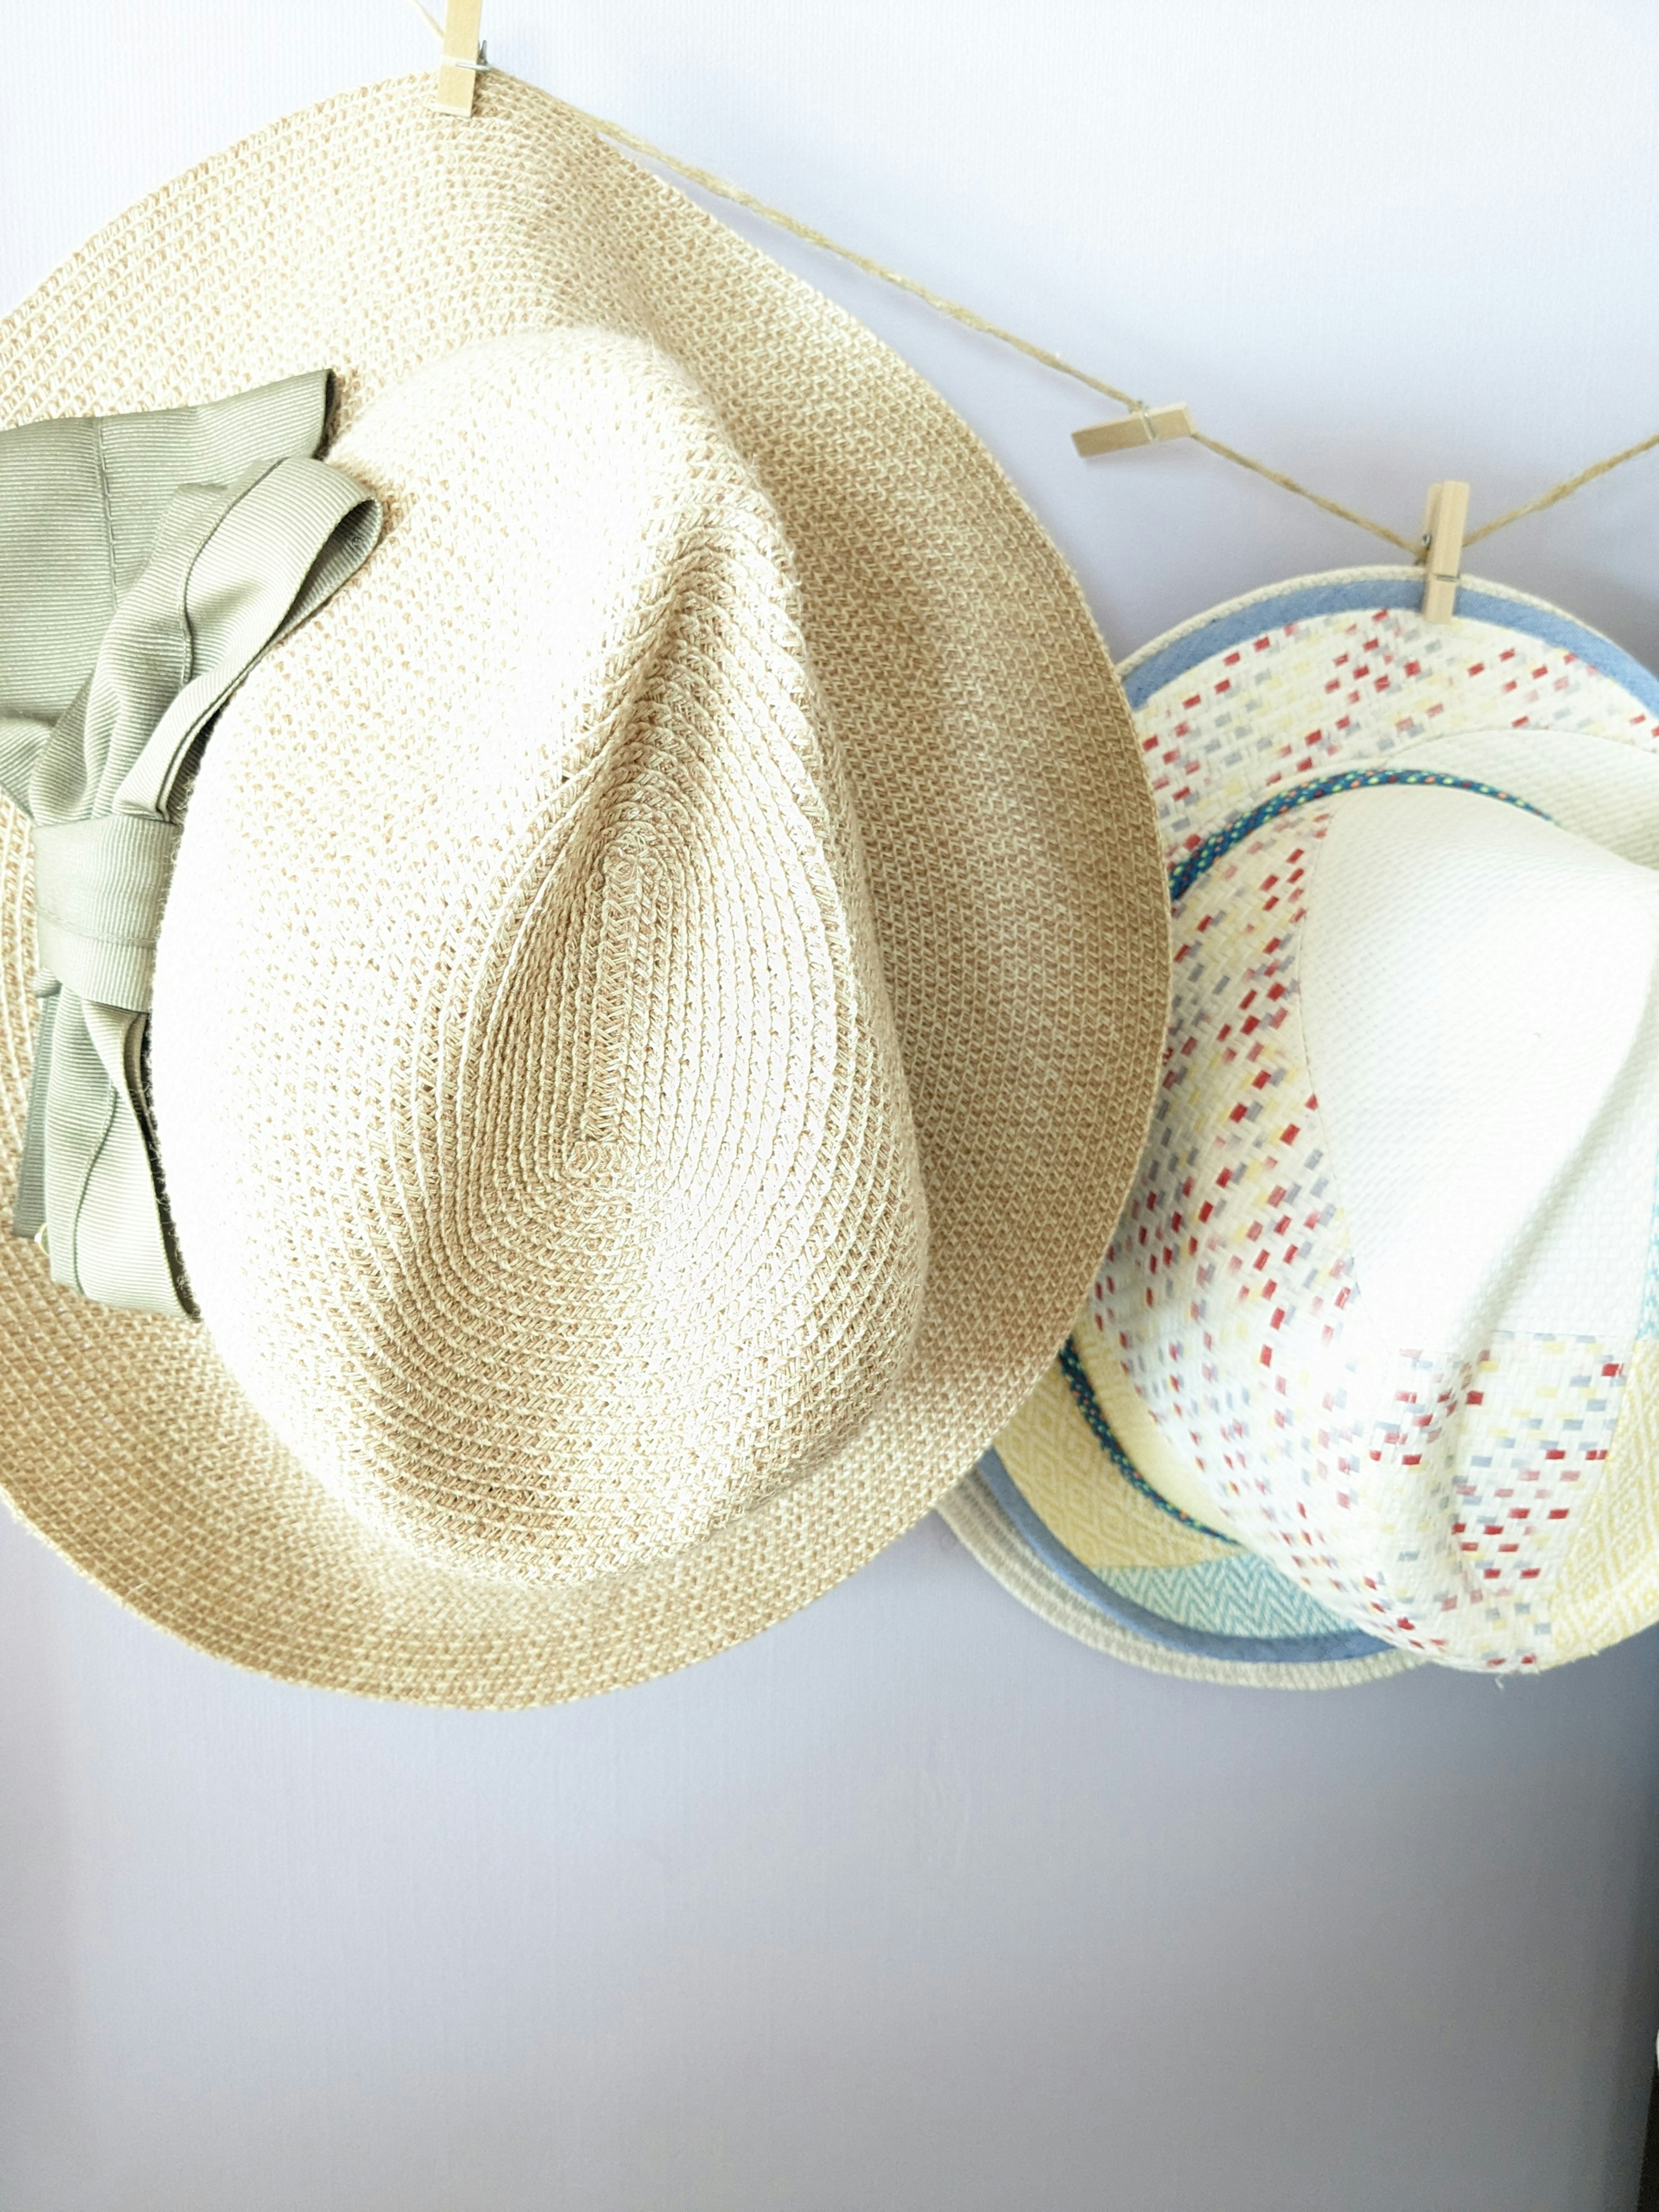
[4,6,1659,2208]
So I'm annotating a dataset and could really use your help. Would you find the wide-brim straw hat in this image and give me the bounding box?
[945,566,1659,1687]
[0,70,1170,1707]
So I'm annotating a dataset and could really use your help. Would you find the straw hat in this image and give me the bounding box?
[946,567,1659,1685]
[0,72,1168,1705]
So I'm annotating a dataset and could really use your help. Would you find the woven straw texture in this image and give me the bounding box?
[157,328,934,1584]
[941,1465,1417,1690]
[0,73,1167,1705]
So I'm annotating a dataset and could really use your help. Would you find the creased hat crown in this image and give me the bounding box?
[151,330,928,1582]
[0,71,1167,1705]
[1095,775,1659,1670]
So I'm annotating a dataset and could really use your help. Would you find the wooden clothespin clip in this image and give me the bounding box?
[1072,403,1195,459]
[435,0,485,116]
[1417,480,1469,623]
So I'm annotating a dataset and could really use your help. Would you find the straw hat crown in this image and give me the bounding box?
[0,71,1168,1704]
[153,329,927,1582]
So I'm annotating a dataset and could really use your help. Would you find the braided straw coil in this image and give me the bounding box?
[0,72,1167,1705]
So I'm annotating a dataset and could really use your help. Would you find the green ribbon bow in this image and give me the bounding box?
[0,372,381,1316]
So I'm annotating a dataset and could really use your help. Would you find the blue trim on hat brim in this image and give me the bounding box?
[1121,571,1659,721]
[975,1449,1389,1667]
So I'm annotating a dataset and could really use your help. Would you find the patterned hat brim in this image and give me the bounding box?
[945,1455,1420,1690]
[1120,567,1659,721]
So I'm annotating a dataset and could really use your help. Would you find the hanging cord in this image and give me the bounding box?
[588,109,1659,556]
[581,107,1416,553]
[1463,427,1659,548]
[398,15,1656,556]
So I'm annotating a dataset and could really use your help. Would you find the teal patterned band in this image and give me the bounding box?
[0,373,381,1316]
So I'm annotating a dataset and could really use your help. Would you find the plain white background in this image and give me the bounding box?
[4,5,1659,2207]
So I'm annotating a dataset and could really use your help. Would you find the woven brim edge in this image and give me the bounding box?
[939,1463,1422,1690]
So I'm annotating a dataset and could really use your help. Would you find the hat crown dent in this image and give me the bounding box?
[149,329,929,1584]
[1300,784,1659,1357]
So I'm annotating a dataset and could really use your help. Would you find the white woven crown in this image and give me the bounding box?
[1097,757,1659,1671]
[150,331,928,1583]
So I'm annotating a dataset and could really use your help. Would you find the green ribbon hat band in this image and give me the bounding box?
[0,372,381,1316]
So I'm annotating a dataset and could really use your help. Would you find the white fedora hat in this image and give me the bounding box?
[947,566,1659,1684]
[0,73,1169,1706]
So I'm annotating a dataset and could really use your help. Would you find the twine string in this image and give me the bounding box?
[581,109,1654,556]
[577,109,1433,556]
[1462,428,1659,547]
[398,14,1656,556]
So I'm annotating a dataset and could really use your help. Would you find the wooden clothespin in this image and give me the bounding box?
[1417,480,1469,623]
[435,0,485,116]
[1072,403,1195,459]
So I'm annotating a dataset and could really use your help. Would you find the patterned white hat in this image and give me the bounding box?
[946,566,1659,1685]
[0,74,1169,1707]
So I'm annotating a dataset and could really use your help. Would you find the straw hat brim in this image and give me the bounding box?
[945,1457,1421,1689]
[943,566,1659,1685]
[943,1324,1416,1689]
[0,73,1168,1705]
